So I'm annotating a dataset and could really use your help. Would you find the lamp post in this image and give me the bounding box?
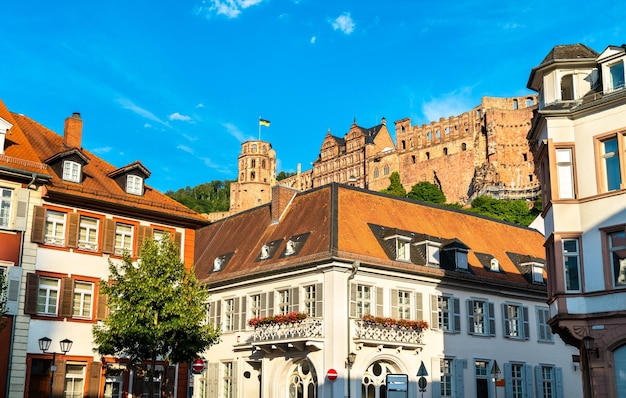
[39,336,73,398]
[491,360,501,398]
[582,336,597,398]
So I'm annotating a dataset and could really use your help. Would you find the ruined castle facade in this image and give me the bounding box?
[225,95,539,216]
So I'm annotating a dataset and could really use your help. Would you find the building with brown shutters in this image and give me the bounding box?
[193,183,581,398]
[0,99,209,398]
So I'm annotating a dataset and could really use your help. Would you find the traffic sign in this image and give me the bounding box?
[191,359,205,374]
[418,377,427,389]
[327,368,338,381]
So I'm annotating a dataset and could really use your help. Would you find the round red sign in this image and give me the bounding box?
[191,359,205,374]
[326,369,338,381]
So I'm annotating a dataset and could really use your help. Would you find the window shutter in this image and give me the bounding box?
[524,365,533,398]
[431,358,441,398]
[430,295,439,329]
[31,205,46,243]
[66,212,80,248]
[349,283,357,318]
[14,188,30,231]
[503,304,511,337]
[266,292,274,316]
[52,360,66,396]
[233,297,241,331]
[88,361,102,397]
[102,219,116,254]
[60,277,73,318]
[391,289,399,318]
[174,231,183,252]
[290,287,300,313]
[536,308,547,341]
[452,298,461,332]
[6,266,23,315]
[415,292,423,322]
[207,363,219,398]
[504,363,512,398]
[315,283,323,317]
[455,359,465,398]
[24,272,39,314]
[376,286,384,316]
[488,302,496,336]
[240,297,247,330]
[467,300,475,334]
[521,306,529,340]
[232,362,238,398]
[136,225,150,255]
[534,366,542,398]
[555,368,564,398]
[97,292,108,320]
[260,293,267,317]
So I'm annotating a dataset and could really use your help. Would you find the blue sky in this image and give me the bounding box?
[2,1,624,193]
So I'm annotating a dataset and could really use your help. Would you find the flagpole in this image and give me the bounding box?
[258,116,261,140]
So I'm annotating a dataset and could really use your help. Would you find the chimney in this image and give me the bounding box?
[64,112,82,148]
[271,185,298,223]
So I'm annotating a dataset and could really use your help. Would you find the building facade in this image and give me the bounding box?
[0,100,209,398]
[194,183,581,398]
[527,43,626,397]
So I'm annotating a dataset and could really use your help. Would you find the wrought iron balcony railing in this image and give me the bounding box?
[252,318,323,342]
[354,320,424,347]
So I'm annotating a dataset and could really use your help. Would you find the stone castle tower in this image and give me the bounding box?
[228,140,276,214]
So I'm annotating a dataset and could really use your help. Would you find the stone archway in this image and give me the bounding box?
[361,359,401,398]
[287,359,318,398]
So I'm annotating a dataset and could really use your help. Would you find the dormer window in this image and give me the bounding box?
[62,160,81,182]
[396,238,411,261]
[609,61,625,91]
[213,257,222,272]
[285,240,296,256]
[523,262,545,284]
[490,258,500,272]
[260,244,270,260]
[126,175,143,195]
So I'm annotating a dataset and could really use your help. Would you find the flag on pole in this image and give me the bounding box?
[259,118,270,127]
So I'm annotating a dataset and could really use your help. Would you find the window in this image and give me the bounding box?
[0,188,12,228]
[223,362,234,398]
[373,168,379,178]
[502,303,529,339]
[249,294,261,319]
[513,99,518,109]
[536,307,554,343]
[153,230,167,243]
[526,97,535,107]
[126,175,143,195]
[224,298,235,331]
[303,285,316,317]
[278,289,290,315]
[396,238,411,261]
[510,364,525,398]
[73,281,93,318]
[64,363,86,398]
[600,137,622,191]
[461,143,467,151]
[78,216,99,251]
[560,74,574,100]
[562,238,581,291]
[467,299,495,336]
[62,160,81,183]
[438,295,460,333]
[539,366,554,398]
[608,230,626,287]
[440,359,453,397]
[555,148,575,199]
[38,277,60,315]
[443,147,448,156]
[114,223,133,255]
[45,210,66,246]
[475,361,490,398]
[609,61,625,91]
[395,290,411,320]
[383,165,389,175]
[356,285,372,318]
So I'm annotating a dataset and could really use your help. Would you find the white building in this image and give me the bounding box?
[194,183,581,398]
[527,43,626,398]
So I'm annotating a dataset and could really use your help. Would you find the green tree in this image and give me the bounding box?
[407,181,446,204]
[165,179,232,213]
[380,172,407,197]
[277,171,296,181]
[93,235,220,397]
[469,195,539,226]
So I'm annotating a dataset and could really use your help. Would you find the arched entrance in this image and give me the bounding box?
[288,359,318,398]
[615,344,626,396]
[361,360,401,398]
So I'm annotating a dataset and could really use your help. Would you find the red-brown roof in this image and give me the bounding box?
[195,184,546,289]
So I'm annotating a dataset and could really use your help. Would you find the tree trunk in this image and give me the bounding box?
[148,353,157,398]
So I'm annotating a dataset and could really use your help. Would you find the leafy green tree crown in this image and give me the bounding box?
[407,181,446,204]
[380,171,407,197]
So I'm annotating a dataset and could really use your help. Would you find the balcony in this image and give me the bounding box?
[354,320,425,352]
[252,318,324,353]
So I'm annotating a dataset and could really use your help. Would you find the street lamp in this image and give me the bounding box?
[39,336,73,398]
[491,360,501,398]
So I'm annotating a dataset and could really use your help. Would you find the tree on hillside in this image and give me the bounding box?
[93,235,220,397]
[277,171,296,181]
[380,172,407,197]
[407,181,446,204]
[469,195,540,226]
[165,179,232,213]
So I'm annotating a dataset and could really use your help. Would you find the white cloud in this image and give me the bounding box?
[169,112,193,122]
[421,87,476,122]
[144,123,152,128]
[330,13,355,35]
[91,146,112,154]
[196,103,205,108]
[223,122,254,142]
[196,0,264,19]
[117,98,168,126]
[310,36,317,44]
[177,145,195,154]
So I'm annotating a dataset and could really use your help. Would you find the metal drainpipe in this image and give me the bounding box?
[346,260,359,398]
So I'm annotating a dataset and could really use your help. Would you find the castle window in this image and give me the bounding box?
[250,171,256,181]
[251,159,256,168]
[525,97,534,107]
[427,132,432,141]
[401,140,406,150]
[401,126,406,133]
[262,160,266,168]
[443,148,448,156]
[383,165,390,175]
[436,130,440,139]
[462,143,467,151]
[374,168,379,178]
[523,153,528,161]
[445,127,450,135]
[410,138,414,148]
[513,99,518,109]
[251,144,257,153]
[412,155,416,164]
[426,152,430,160]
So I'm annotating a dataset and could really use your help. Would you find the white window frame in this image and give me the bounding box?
[64,363,86,398]
[114,223,133,255]
[356,284,372,318]
[397,290,411,320]
[37,276,60,315]
[468,299,495,336]
[438,295,460,333]
[126,175,143,195]
[555,148,575,199]
[45,210,66,246]
[303,285,316,317]
[73,281,94,318]
[539,365,555,398]
[249,294,261,320]
[396,237,411,262]
[278,289,290,315]
[503,303,529,339]
[0,187,13,229]
[62,160,81,183]
[609,60,625,91]
[562,238,581,292]
[224,298,235,332]
[222,362,234,398]
[440,358,453,397]
[510,363,525,398]
[78,216,99,251]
